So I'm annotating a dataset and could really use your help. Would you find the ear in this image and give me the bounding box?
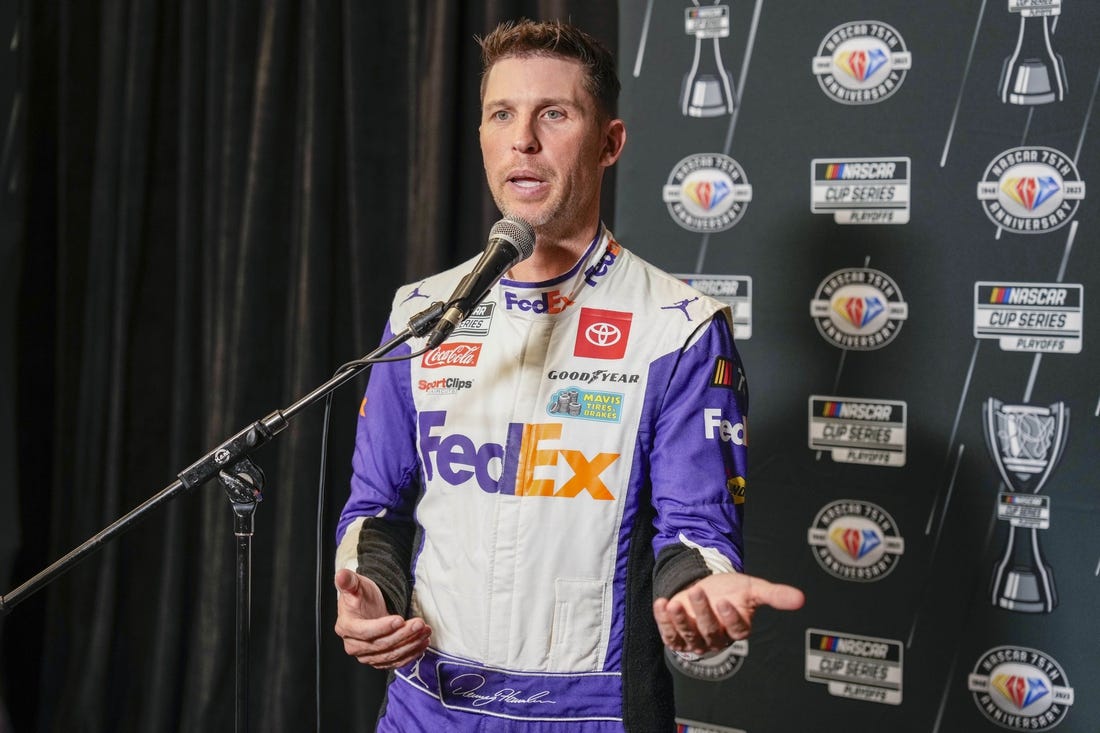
[599,118,627,168]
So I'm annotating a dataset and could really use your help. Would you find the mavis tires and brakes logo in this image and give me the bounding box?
[812,21,911,104]
[976,147,1085,234]
[807,499,905,582]
[968,646,1074,730]
[663,153,752,232]
[810,268,908,350]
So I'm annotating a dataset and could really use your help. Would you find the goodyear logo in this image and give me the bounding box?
[807,499,905,581]
[810,268,908,350]
[812,21,911,105]
[973,281,1083,353]
[806,629,903,705]
[546,387,623,424]
[811,157,911,224]
[977,147,1085,234]
[968,646,1074,730]
[418,411,618,499]
[663,153,753,233]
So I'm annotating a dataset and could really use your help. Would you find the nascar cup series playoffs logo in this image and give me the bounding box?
[977,147,1085,233]
[969,646,1074,730]
[810,268,908,350]
[663,153,753,232]
[807,499,905,581]
[812,21,912,104]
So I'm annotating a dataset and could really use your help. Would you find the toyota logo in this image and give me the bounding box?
[585,322,622,346]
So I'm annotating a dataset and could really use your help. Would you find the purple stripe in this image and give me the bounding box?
[396,650,622,722]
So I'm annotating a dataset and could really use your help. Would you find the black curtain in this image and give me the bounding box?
[2,1,616,731]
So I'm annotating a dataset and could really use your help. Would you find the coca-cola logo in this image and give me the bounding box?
[422,342,482,368]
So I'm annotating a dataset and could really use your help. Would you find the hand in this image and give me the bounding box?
[333,568,431,670]
[653,573,804,656]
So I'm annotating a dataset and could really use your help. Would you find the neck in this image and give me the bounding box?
[509,220,602,283]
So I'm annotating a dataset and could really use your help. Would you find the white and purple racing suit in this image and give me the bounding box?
[336,226,747,732]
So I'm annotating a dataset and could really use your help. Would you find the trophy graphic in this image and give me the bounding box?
[999,0,1066,105]
[983,399,1068,613]
[681,4,736,117]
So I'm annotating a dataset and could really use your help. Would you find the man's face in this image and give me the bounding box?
[479,55,623,238]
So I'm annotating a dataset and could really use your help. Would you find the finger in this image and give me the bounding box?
[653,599,680,649]
[666,598,699,651]
[750,579,806,611]
[343,617,429,656]
[356,627,432,669]
[334,568,359,594]
[716,599,750,640]
[687,587,727,650]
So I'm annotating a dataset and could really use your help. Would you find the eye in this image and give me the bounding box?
[543,109,565,120]
[491,109,511,122]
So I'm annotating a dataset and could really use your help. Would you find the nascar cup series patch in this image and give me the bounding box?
[808,396,907,466]
[674,274,753,338]
[663,153,753,232]
[973,282,1083,353]
[811,157,911,224]
[968,646,1074,731]
[805,629,903,705]
[812,21,911,104]
[810,268,908,350]
[976,146,1085,234]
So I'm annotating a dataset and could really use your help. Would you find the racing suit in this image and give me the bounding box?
[336,226,748,732]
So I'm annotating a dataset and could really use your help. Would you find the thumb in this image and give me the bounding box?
[334,568,371,609]
[751,577,806,611]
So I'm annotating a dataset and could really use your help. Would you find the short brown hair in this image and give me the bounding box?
[478,19,620,119]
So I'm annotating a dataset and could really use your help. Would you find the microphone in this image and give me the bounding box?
[424,216,536,350]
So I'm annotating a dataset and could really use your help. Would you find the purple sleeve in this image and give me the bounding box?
[335,322,422,544]
[648,314,747,584]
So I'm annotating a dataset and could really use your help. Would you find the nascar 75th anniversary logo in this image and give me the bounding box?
[976,146,1085,233]
[810,268,908,350]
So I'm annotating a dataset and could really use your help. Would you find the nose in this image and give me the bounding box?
[512,114,540,154]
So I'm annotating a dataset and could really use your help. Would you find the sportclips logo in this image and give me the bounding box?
[418,411,619,500]
[977,147,1085,233]
[812,21,912,104]
[969,646,1075,730]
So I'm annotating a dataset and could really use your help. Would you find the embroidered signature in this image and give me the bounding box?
[448,673,557,707]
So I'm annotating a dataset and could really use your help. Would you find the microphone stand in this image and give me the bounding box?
[0,301,445,733]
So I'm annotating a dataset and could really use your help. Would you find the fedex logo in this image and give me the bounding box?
[418,410,618,499]
[504,289,574,314]
[583,242,622,286]
[704,408,746,445]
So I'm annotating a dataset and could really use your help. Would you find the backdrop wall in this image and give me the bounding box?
[615,2,1099,732]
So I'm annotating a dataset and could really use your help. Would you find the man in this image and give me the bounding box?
[334,19,803,731]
